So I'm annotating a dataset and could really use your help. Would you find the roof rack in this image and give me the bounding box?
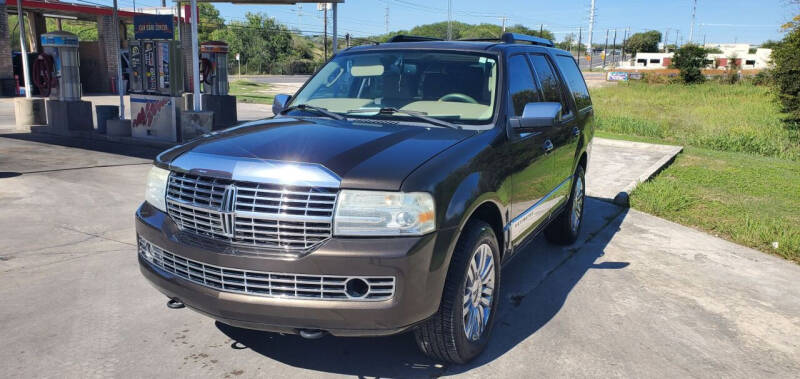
[387,35,443,43]
[500,32,554,47]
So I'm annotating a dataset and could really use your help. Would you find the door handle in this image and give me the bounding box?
[572,127,581,137]
[543,139,554,153]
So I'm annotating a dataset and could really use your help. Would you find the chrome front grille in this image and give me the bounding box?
[165,171,337,252]
[138,237,395,301]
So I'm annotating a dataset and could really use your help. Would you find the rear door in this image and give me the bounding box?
[506,54,557,246]
[553,54,594,190]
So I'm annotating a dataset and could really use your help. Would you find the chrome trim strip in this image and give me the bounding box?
[505,175,573,233]
[170,151,342,188]
[138,237,395,301]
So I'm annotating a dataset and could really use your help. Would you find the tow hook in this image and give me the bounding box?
[167,298,185,309]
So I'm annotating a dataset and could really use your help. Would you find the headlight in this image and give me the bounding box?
[144,166,170,212]
[333,190,435,236]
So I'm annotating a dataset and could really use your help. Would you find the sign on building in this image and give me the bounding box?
[134,15,174,40]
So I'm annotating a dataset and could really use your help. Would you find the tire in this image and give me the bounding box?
[545,164,586,245]
[414,220,501,364]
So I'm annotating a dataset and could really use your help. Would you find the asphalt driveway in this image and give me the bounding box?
[1,133,798,378]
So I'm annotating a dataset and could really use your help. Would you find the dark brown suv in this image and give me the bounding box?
[137,33,594,363]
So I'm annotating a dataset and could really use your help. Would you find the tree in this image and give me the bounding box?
[372,21,555,42]
[210,12,294,74]
[671,44,707,84]
[556,33,576,50]
[625,30,661,54]
[197,3,225,42]
[771,14,800,124]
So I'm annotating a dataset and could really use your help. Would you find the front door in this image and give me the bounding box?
[506,54,557,246]
[529,54,580,206]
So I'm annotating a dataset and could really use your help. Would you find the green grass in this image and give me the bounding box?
[593,83,800,262]
[229,80,275,105]
[592,82,800,160]
[629,147,800,262]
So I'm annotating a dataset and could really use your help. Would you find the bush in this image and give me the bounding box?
[751,70,773,86]
[771,16,800,124]
[671,44,707,84]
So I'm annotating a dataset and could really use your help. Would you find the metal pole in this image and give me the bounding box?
[611,29,617,66]
[447,0,452,40]
[689,0,697,43]
[16,0,31,98]
[113,0,124,118]
[577,27,582,67]
[587,0,595,53]
[602,29,608,69]
[191,0,200,111]
[539,24,543,36]
[332,3,338,54]
[323,4,327,59]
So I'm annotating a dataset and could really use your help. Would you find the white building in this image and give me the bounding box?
[617,44,772,70]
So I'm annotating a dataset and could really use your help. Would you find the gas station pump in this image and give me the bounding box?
[128,19,185,142]
[199,41,237,129]
[36,31,92,133]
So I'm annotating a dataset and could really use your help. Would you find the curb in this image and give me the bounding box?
[613,144,684,207]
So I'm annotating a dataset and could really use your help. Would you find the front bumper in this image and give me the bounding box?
[136,202,456,337]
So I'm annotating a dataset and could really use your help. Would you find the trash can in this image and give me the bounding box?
[95,105,119,134]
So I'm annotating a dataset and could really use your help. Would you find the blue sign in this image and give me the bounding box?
[134,15,174,40]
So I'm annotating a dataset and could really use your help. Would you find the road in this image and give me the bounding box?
[1,132,798,377]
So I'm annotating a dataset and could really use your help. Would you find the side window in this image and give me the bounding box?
[528,54,571,117]
[555,55,592,111]
[507,55,541,116]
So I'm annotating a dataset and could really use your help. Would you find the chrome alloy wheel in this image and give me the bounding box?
[463,243,496,341]
[571,176,585,233]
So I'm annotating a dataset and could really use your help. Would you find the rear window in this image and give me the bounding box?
[555,55,592,111]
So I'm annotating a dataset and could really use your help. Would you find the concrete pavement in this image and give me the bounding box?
[1,133,799,378]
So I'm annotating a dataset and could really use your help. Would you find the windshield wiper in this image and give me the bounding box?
[281,104,347,121]
[347,107,461,130]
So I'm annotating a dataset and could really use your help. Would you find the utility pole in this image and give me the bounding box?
[689,0,697,43]
[675,29,679,48]
[611,29,617,66]
[539,24,543,37]
[602,29,608,69]
[498,16,510,32]
[162,0,166,7]
[702,33,706,46]
[447,0,453,40]
[587,0,595,53]
[664,28,669,52]
[297,4,303,30]
[323,3,328,60]
[577,27,583,68]
[384,5,389,34]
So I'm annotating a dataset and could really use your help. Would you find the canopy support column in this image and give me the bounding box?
[190,0,201,111]
[113,0,125,118]
[16,0,31,98]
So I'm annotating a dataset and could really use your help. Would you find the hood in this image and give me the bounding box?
[158,117,475,190]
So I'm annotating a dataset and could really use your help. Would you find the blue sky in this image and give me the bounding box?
[115,0,795,44]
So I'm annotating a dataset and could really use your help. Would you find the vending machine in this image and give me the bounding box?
[129,14,184,142]
[200,41,237,129]
[35,31,93,133]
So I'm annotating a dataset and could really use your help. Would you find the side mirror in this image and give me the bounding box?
[272,94,291,115]
[512,102,562,129]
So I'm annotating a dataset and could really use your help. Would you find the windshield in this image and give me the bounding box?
[288,51,498,127]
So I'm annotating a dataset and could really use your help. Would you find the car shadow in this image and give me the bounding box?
[216,198,629,377]
[0,132,163,160]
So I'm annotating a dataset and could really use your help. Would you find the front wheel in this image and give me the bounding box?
[414,220,501,364]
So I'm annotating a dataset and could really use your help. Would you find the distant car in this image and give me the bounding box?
[137,32,594,363]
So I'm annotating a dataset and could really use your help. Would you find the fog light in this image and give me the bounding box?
[345,278,369,298]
